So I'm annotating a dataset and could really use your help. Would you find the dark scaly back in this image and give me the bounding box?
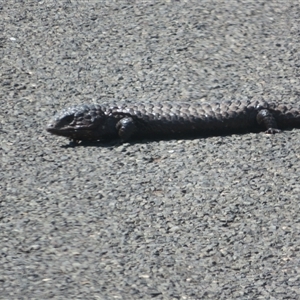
[105,100,270,137]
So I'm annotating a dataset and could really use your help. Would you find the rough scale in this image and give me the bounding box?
[46,100,300,143]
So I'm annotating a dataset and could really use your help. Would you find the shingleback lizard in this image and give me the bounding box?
[46,99,300,143]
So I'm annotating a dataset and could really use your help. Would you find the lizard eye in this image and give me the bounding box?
[62,115,74,125]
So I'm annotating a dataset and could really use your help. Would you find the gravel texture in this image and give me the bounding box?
[1,0,300,299]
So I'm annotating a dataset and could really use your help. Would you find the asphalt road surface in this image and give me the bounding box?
[1,0,300,299]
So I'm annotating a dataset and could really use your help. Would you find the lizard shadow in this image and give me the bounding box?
[60,127,275,148]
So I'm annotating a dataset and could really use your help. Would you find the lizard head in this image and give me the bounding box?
[46,104,106,142]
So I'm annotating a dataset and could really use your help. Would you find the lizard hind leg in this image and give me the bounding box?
[116,117,137,141]
[256,109,281,134]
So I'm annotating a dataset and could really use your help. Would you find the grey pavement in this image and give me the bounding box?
[1,0,300,299]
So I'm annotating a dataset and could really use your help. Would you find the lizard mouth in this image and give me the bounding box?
[46,125,100,141]
[46,124,80,137]
[46,124,70,135]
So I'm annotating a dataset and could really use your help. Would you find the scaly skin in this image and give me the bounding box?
[46,100,300,143]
